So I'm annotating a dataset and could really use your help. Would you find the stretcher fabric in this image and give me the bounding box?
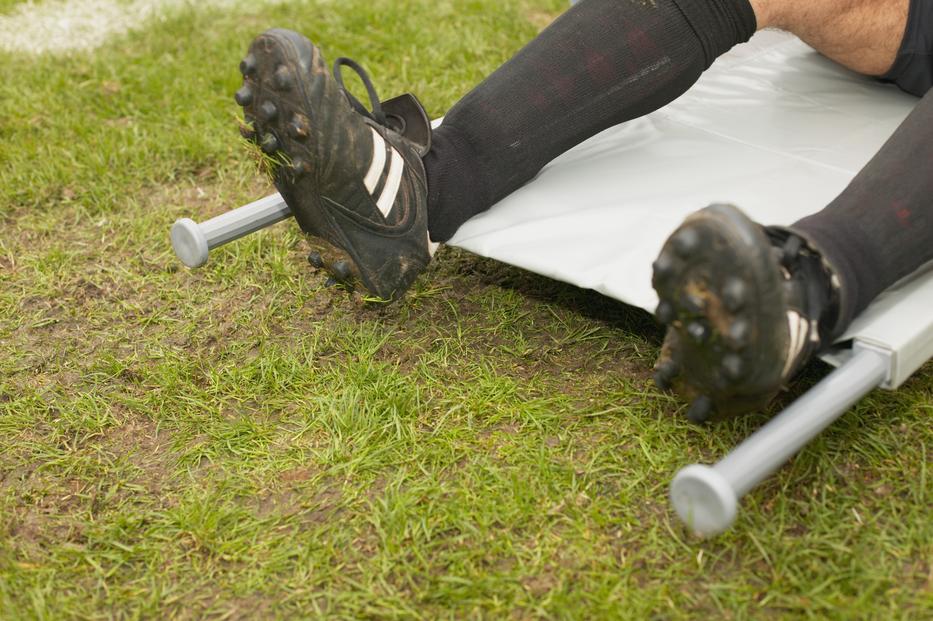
[446,31,931,381]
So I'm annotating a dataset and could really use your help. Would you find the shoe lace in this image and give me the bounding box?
[333,57,389,128]
[771,229,840,345]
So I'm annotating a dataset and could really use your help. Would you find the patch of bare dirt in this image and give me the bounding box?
[100,417,179,497]
[252,467,348,527]
[375,248,660,398]
[521,571,558,597]
[3,174,679,584]
[2,413,182,559]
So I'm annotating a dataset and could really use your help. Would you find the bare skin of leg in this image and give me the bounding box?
[749,0,909,75]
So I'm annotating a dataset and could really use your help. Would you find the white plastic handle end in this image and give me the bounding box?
[670,464,737,537]
[171,218,210,268]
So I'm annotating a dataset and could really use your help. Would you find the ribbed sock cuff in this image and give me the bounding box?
[673,0,758,67]
[787,223,864,341]
[424,124,491,242]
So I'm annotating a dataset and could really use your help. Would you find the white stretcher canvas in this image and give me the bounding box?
[445,30,932,388]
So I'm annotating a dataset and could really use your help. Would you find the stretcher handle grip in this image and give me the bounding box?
[171,193,292,267]
[671,347,888,537]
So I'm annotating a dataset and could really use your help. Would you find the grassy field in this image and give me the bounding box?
[1,0,931,618]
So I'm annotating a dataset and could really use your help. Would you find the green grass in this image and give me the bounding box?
[0,0,29,14]
[1,0,932,618]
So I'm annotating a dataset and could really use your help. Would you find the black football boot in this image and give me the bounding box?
[235,29,437,300]
[651,204,841,423]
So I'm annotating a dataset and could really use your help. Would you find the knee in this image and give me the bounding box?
[753,0,838,33]
[768,0,902,38]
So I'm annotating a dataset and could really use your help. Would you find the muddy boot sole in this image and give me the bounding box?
[236,29,431,300]
[652,204,791,422]
[236,31,365,292]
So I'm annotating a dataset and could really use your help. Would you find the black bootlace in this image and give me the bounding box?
[333,57,388,127]
[773,230,841,346]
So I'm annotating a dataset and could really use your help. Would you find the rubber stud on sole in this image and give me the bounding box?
[673,229,700,257]
[288,114,310,139]
[681,293,705,315]
[239,124,257,141]
[687,396,714,424]
[259,101,278,122]
[289,158,309,176]
[728,319,750,348]
[239,54,256,76]
[687,321,710,343]
[307,251,324,268]
[722,278,748,312]
[653,253,675,280]
[331,261,352,282]
[261,134,279,154]
[656,301,675,325]
[654,360,680,391]
[273,65,293,90]
[234,86,253,107]
[722,354,745,381]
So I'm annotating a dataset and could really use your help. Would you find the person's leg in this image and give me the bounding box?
[239,0,767,300]
[238,0,763,299]
[765,0,909,76]
[238,0,912,302]
[792,87,933,339]
[653,89,933,423]
[765,0,930,96]
[424,0,918,243]
[652,0,930,422]
[424,0,761,242]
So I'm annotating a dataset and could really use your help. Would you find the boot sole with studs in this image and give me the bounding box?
[652,203,790,422]
[237,30,357,288]
[236,29,415,299]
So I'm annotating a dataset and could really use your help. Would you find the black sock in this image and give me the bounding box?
[424,0,757,242]
[792,89,933,338]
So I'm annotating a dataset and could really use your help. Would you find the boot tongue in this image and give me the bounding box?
[380,93,432,157]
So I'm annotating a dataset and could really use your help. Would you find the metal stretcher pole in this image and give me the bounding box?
[670,346,889,537]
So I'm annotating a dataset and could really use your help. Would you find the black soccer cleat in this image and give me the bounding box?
[651,204,840,422]
[236,29,437,300]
